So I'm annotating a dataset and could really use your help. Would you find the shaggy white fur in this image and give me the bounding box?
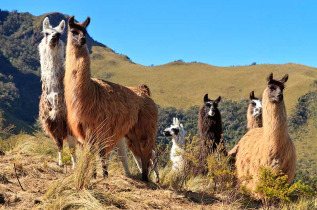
[39,17,65,120]
[164,117,186,171]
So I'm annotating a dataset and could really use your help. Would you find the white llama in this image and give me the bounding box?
[39,17,77,168]
[163,117,186,171]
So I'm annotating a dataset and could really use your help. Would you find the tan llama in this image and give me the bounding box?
[64,16,158,182]
[228,91,263,157]
[235,73,296,196]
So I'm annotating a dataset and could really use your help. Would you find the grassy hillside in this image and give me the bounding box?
[90,46,317,113]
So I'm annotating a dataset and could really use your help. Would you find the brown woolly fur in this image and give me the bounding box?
[197,95,225,174]
[39,73,68,151]
[64,16,157,181]
[235,73,296,198]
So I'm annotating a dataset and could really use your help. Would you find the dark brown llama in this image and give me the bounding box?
[197,94,225,174]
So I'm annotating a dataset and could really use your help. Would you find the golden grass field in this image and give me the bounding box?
[90,46,317,114]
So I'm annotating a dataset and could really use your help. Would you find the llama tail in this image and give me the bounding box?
[138,84,151,97]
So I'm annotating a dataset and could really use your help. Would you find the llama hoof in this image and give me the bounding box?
[156,177,160,183]
[142,174,149,182]
[103,171,108,179]
[92,172,97,179]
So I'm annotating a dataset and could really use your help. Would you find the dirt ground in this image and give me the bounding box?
[0,149,237,210]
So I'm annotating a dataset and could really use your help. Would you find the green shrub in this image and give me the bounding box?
[256,167,316,207]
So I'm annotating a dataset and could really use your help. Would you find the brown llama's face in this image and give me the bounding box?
[203,94,221,117]
[249,91,262,117]
[266,73,289,103]
[68,16,90,48]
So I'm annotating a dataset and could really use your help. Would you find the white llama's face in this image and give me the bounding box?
[42,17,65,49]
[250,99,262,117]
[163,118,186,143]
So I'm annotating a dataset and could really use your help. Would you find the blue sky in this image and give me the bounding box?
[2,0,317,67]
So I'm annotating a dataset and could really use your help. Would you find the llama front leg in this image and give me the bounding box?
[56,138,63,167]
[67,135,77,170]
[117,138,131,176]
[141,156,149,182]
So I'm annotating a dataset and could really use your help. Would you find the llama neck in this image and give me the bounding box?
[247,106,262,130]
[262,88,288,143]
[39,40,65,116]
[172,136,185,149]
[39,41,65,90]
[65,35,91,96]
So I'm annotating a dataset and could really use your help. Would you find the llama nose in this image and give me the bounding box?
[163,131,171,136]
[80,38,86,45]
[52,33,61,39]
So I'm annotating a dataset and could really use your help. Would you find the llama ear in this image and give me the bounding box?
[57,20,65,32]
[250,91,255,100]
[280,74,289,83]
[172,117,176,125]
[215,96,221,103]
[267,73,273,82]
[43,17,50,30]
[175,118,180,125]
[204,94,209,103]
[180,123,184,129]
[83,16,90,28]
[68,16,75,28]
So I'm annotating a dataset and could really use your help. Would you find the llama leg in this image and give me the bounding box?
[141,155,149,182]
[99,148,110,178]
[67,135,77,170]
[117,138,131,176]
[56,138,63,167]
[151,150,160,183]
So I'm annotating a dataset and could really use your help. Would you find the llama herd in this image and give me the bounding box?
[38,16,296,197]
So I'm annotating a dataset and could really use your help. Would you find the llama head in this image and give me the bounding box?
[163,117,186,144]
[203,94,221,117]
[249,91,262,117]
[41,17,65,49]
[68,16,90,48]
[266,73,289,103]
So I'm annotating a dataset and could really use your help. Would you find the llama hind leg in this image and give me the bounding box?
[117,138,131,176]
[151,150,160,183]
[67,135,77,170]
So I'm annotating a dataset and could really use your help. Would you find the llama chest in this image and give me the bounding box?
[170,144,185,170]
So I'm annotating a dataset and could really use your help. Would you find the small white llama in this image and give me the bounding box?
[164,117,186,171]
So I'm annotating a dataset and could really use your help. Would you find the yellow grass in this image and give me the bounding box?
[90,46,317,114]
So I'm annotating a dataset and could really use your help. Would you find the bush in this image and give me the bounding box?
[255,167,316,207]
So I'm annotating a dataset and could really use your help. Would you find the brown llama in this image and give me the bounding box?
[228,91,263,157]
[197,94,226,174]
[64,16,158,182]
[235,73,296,197]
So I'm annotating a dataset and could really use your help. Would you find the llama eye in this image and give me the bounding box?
[71,31,79,35]
[45,33,49,36]
[252,102,256,106]
[270,87,275,91]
